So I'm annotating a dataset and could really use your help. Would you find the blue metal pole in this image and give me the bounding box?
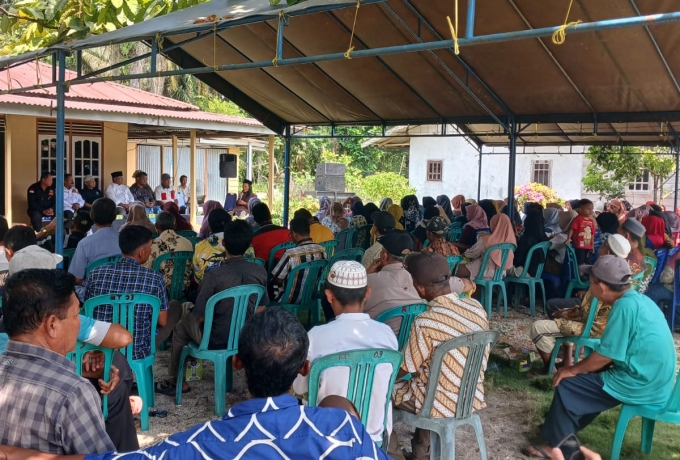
[55,50,67,258]
[466,0,476,38]
[674,143,679,212]
[507,117,517,224]
[282,127,291,227]
[477,147,482,201]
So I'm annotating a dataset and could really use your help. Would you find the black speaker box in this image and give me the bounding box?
[219,153,237,178]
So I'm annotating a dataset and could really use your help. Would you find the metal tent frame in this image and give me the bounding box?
[2,0,680,254]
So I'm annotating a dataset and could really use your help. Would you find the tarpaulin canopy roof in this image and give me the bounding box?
[2,0,680,146]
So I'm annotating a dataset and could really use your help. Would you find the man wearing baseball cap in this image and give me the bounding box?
[525,255,676,459]
[363,230,421,334]
[154,173,178,207]
[423,216,460,257]
[361,211,397,269]
[293,261,398,444]
[104,171,135,214]
[389,252,488,460]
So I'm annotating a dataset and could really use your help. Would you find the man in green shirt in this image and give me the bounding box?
[524,255,676,459]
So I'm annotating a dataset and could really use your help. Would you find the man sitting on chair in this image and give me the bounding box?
[293,208,334,244]
[143,211,193,292]
[293,261,398,444]
[388,252,489,460]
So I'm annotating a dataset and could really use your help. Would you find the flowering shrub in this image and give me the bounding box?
[514,183,565,209]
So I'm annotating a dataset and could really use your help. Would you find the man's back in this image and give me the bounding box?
[394,293,489,418]
[144,230,193,289]
[0,341,113,455]
[252,225,290,262]
[84,394,388,460]
[309,221,334,244]
[85,258,168,359]
[293,313,398,442]
[68,227,121,280]
[364,264,422,335]
[272,241,327,303]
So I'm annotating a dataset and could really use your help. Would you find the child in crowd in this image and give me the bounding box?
[565,199,595,265]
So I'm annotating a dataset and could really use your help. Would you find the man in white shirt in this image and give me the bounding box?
[63,174,85,229]
[154,173,178,206]
[293,261,398,444]
[104,171,134,214]
[176,175,190,214]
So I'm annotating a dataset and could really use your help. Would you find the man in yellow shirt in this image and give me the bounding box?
[294,208,334,243]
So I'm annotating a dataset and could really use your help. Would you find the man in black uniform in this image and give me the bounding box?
[27,172,55,231]
[79,174,103,210]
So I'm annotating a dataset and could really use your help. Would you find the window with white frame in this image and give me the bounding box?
[628,171,650,191]
[532,160,552,187]
[427,160,443,181]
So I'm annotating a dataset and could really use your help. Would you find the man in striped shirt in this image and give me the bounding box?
[271,217,327,303]
[388,252,489,460]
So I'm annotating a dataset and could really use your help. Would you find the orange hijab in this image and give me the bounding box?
[481,214,517,269]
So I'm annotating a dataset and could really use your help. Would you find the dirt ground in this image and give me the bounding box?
[136,306,680,460]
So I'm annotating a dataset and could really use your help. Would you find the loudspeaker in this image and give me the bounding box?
[219,153,237,178]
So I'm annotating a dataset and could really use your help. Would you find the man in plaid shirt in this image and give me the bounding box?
[85,226,182,360]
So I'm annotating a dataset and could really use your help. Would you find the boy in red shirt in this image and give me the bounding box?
[566,199,595,265]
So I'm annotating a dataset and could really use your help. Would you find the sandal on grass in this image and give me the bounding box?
[522,445,552,459]
[155,381,191,396]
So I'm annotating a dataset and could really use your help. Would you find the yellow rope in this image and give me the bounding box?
[344,0,361,59]
[552,0,582,45]
[446,0,460,55]
[6,66,11,92]
[35,58,43,89]
[272,10,287,67]
[533,123,539,139]
[202,23,219,71]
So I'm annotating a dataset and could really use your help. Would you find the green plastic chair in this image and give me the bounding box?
[446,224,463,243]
[267,241,295,278]
[504,241,551,317]
[329,248,365,265]
[175,284,265,416]
[394,330,499,460]
[152,251,194,302]
[245,257,265,267]
[547,296,601,376]
[630,269,646,292]
[474,243,516,317]
[335,227,356,251]
[151,233,159,239]
[269,259,329,327]
[319,239,339,258]
[67,341,113,419]
[83,293,160,431]
[422,239,430,249]
[376,303,428,351]
[186,236,201,249]
[85,255,121,277]
[447,255,463,275]
[564,245,590,298]
[610,371,680,460]
[355,224,373,250]
[177,230,197,238]
[308,348,403,447]
[62,248,76,271]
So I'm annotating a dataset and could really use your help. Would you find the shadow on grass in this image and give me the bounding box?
[485,354,680,460]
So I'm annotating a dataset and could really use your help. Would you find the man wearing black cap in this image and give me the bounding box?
[104,171,134,214]
[362,211,396,269]
[389,252,489,460]
[364,230,421,335]
[66,211,94,249]
[129,170,160,213]
[26,172,55,231]
[235,179,257,214]
[524,255,676,459]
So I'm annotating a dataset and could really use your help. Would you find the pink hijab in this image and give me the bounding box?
[464,204,489,230]
[480,214,517,269]
[199,200,223,238]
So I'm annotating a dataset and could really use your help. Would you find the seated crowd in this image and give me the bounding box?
[0,190,677,460]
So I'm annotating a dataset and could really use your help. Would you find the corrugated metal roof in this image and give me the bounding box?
[0,61,264,128]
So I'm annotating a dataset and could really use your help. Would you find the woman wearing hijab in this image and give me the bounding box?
[351,201,366,224]
[379,197,393,211]
[386,204,405,230]
[413,207,440,251]
[455,204,490,250]
[627,204,651,220]
[451,195,466,216]
[401,195,421,233]
[503,200,522,229]
[664,210,680,244]
[422,196,437,209]
[478,199,498,224]
[547,210,578,268]
[458,214,517,280]
[510,210,547,277]
[437,195,454,220]
[607,199,628,224]
[163,201,194,232]
[321,202,349,235]
[315,196,332,222]
[641,214,669,249]
[543,208,562,237]
[649,204,673,239]
[452,202,470,224]
[245,197,262,230]
[566,199,580,212]
[198,200,223,238]
[121,202,157,234]
[590,212,620,264]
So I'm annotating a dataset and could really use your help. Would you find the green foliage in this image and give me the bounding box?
[583,146,675,200]
[356,172,415,204]
[194,94,250,118]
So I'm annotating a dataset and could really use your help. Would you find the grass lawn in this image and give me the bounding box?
[486,355,680,460]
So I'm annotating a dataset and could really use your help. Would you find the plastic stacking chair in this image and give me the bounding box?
[329,248,365,265]
[474,243,516,317]
[176,285,265,416]
[376,303,428,351]
[85,255,121,277]
[308,349,403,447]
[630,269,646,292]
[186,236,201,249]
[610,371,680,460]
[67,342,113,419]
[504,241,551,317]
[564,245,590,298]
[153,251,194,302]
[335,227,356,251]
[644,255,658,283]
[269,259,329,327]
[177,230,197,238]
[62,248,76,271]
[245,257,265,267]
[394,330,499,460]
[83,293,160,431]
[267,241,295,278]
[319,239,339,258]
[446,224,463,243]
[447,255,463,275]
[547,296,601,376]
